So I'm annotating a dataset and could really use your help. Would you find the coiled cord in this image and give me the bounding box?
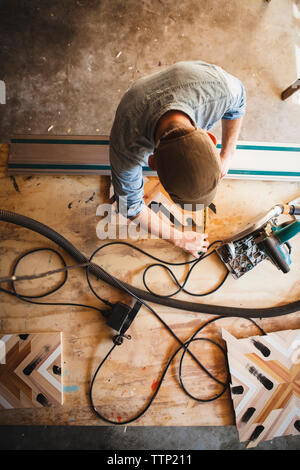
[88,315,265,425]
[0,242,265,424]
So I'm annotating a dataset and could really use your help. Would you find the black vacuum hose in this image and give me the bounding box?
[0,209,299,318]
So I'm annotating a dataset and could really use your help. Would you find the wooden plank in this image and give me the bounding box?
[7,136,300,181]
[0,142,300,426]
[8,135,111,175]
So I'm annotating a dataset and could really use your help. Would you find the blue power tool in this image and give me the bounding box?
[216,202,300,279]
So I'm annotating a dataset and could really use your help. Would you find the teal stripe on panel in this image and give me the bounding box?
[7,163,300,177]
[237,144,300,152]
[144,167,300,177]
[216,143,300,152]
[228,169,300,177]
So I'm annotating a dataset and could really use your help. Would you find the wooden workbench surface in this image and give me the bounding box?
[0,143,300,426]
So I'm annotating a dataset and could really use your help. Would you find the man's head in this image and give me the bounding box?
[148,124,221,211]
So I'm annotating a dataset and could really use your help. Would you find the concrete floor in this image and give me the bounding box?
[1,0,300,451]
[1,0,300,143]
[1,425,300,451]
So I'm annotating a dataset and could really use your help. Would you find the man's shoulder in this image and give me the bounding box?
[171,60,227,77]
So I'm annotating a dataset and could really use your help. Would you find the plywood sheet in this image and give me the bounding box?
[0,142,300,426]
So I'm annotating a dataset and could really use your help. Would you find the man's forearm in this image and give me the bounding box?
[221,117,243,156]
[220,117,243,177]
[130,205,177,241]
[130,205,209,258]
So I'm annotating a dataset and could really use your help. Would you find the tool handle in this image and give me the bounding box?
[275,220,300,244]
[291,205,300,216]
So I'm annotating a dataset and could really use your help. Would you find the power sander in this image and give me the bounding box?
[216,200,300,279]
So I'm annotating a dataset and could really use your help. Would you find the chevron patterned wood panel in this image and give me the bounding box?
[0,333,63,409]
[222,328,300,448]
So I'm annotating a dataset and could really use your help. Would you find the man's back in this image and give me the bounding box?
[109,60,246,219]
[110,61,245,163]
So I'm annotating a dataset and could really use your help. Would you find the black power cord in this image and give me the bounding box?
[0,246,116,310]
[85,239,229,298]
[88,316,265,425]
[84,242,266,423]
[0,242,266,425]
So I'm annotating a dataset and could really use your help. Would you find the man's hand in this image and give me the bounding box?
[220,149,235,179]
[132,206,209,258]
[171,230,209,258]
